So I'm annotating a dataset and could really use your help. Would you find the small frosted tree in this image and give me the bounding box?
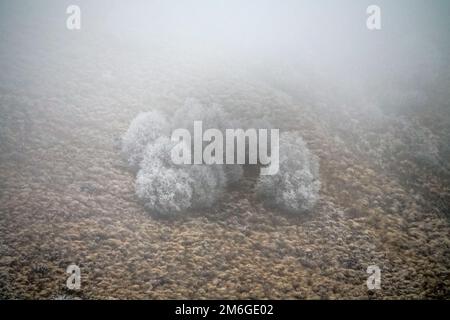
[188,164,227,208]
[136,137,193,214]
[121,110,170,168]
[256,132,321,214]
[122,101,321,216]
[172,98,237,133]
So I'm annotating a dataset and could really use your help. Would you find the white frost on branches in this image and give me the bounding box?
[123,100,321,215]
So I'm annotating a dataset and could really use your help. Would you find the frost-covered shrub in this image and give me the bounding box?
[135,137,227,215]
[136,166,194,214]
[256,132,320,214]
[121,110,170,168]
[352,116,441,169]
[136,137,192,214]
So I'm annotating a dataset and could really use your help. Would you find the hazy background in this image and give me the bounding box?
[1,0,449,111]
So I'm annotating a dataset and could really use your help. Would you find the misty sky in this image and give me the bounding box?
[0,0,449,115]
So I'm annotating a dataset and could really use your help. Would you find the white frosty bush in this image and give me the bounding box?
[121,110,170,168]
[256,132,320,214]
[136,137,192,213]
[223,165,244,185]
[188,164,227,208]
[172,98,238,132]
[123,100,321,216]
[135,137,227,215]
[172,98,244,183]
